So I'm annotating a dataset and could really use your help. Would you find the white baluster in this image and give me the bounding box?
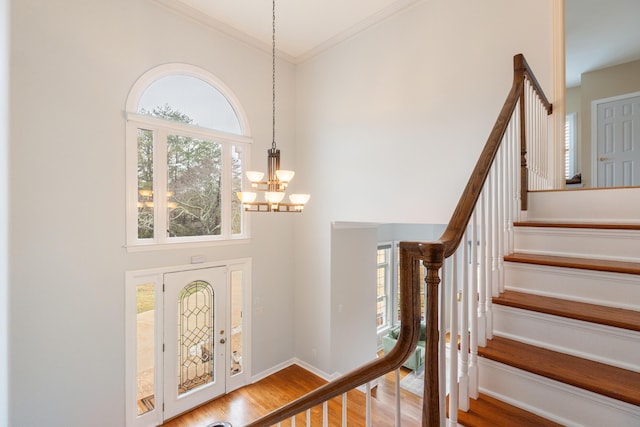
[459,228,470,412]
[487,164,496,338]
[449,253,459,424]
[508,118,517,254]
[306,409,311,427]
[469,208,479,398]
[342,393,347,426]
[491,158,500,298]
[439,261,447,427]
[365,382,371,427]
[395,369,401,427]
[323,401,328,427]
[497,143,505,294]
[478,188,487,347]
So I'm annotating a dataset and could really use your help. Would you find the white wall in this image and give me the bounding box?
[377,223,446,243]
[294,0,555,374]
[0,0,8,424]
[9,0,297,425]
[330,224,378,374]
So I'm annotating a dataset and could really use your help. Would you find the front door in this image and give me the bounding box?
[595,93,640,187]
[163,267,227,419]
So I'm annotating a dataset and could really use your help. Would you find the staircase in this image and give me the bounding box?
[459,187,640,426]
[245,56,637,427]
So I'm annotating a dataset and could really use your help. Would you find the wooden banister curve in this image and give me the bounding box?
[246,53,552,427]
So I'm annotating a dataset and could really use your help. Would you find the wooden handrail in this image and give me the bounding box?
[439,54,551,257]
[246,54,552,427]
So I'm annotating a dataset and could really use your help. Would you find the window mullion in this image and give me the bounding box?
[155,129,168,243]
[126,122,140,246]
[221,142,231,239]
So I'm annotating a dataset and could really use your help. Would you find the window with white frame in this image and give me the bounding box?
[126,64,252,248]
[395,243,426,323]
[376,244,392,330]
[565,112,578,179]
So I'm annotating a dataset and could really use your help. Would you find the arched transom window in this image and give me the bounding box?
[125,64,252,248]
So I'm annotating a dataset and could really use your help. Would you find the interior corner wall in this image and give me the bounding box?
[9,0,297,425]
[578,59,640,187]
[293,0,554,373]
[0,0,8,423]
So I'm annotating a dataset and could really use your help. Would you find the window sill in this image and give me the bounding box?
[125,237,251,253]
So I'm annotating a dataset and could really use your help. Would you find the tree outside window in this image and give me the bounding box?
[126,66,251,248]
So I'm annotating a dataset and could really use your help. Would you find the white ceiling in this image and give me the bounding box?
[155,0,640,83]
[155,0,422,63]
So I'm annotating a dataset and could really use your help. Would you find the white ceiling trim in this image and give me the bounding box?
[153,0,296,62]
[294,0,423,63]
[152,0,423,64]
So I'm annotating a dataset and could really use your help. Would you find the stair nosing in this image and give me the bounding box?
[514,221,640,230]
[492,290,640,332]
[504,252,640,276]
[478,336,640,407]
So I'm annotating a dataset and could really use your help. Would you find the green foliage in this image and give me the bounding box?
[136,105,243,239]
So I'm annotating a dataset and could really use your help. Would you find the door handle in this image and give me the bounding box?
[599,157,611,161]
[220,338,226,344]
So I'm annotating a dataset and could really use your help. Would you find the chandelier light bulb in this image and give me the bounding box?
[275,169,295,183]
[236,192,257,203]
[246,171,264,182]
[289,194,310,205]
[265,191,285,204]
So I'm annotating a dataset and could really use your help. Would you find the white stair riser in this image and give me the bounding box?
[504,262,640,310]
[527,188,640,223]
[478,358,640,427]
[513,228,640,262]
[492,306,640,372]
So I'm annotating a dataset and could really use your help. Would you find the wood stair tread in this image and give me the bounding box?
[514,221,640,230]
[447,393,563,427]
[504,252,640,275]
[493,290,640,332]
[478,336,640,407]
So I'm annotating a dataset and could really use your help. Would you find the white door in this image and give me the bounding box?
[595,94,640,187]
[163,267,227,419]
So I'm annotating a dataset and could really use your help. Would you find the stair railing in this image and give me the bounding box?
[246,53,553,427]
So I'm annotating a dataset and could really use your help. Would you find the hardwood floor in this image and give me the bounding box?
[161,364,423,427]
[161,360,562,426]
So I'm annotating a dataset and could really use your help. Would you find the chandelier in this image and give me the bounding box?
[237,0,310,213]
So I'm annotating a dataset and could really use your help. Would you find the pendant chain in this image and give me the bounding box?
[272,0,276,150]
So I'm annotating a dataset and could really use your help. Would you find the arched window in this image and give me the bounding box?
[125,64,252,248]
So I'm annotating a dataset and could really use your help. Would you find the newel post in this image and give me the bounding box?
[421,244,444,427]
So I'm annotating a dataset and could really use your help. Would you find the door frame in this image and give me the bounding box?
[591,90,640,187]
[125,258,252,427]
